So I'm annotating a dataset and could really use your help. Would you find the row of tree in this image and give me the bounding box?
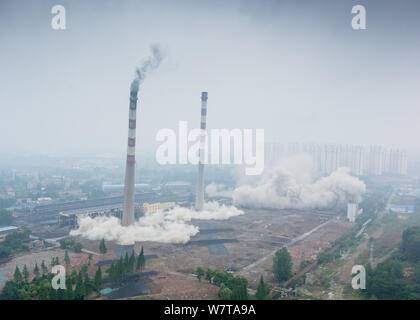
[197,267,249,300]
[106,247,145,281]
[0,228,31,259]
[59,239,83,253]
[362,226,420,300]
[1,261,103,300]
[402,226,420,262]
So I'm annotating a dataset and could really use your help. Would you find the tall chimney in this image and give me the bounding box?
[121,80,139,226]
[195,92,208,211]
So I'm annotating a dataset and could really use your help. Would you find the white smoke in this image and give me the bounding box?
[70,202,243,245]
[205,183,233,198]
[232,155,366,210]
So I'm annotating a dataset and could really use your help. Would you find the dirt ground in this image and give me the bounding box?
[1,207,350,299]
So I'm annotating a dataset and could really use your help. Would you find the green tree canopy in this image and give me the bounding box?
[402,226,420,262]
[99,238,107,255]
[13,266,23,284]
[94,266,102,292]
[22,265,29,283]
[196,267,204,281]
[273,248,292,283]
[255,276,270,300]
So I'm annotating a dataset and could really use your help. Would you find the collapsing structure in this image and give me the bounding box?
[195,92,208,211]
[121,80,139,226]
[347,202,358,223]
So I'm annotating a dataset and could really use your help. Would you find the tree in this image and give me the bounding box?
[64,250,70,266]
[128,251,136,273]
[94,267,102,292]
[229,277,248,300]
[402,226,420,262]
[414,263,420,285]
[70,270,78,285]
[41,260,48,276]
[88,253,93,266]
[124,252,129,272]
[136,246,145,271]
[0,281,21,300]
[81,264,88,276]
[73,242,82,253]
[0,246,11,259]
[205,269,213,283]
[84,273,93,297]
[196,267,204,281]
[33,263,40,278]
[59,239,68,249]
[107,262,116,280]
[13,266,23,284]
[74,271,86,300]
[0,208,13,225]
[219,283,232,300]
[38,285,48,300]
[273,248,292,283]
[117,257,125,280]
[255,276,270,300]
[66,284,74,300]
[368,258,407,299]
[22,265,29,283]
[99,238,107,256]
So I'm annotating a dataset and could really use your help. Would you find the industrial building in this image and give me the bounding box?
[143,202,175,214]
[0,226,18,242]
[102,183,149,193]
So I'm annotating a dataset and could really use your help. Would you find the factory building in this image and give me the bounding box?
[57,212,78,228]
[0,226,19,242]
[142,202,175,214]
[103,183,149,193]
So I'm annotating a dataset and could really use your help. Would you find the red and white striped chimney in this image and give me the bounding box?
[121,81,139,226]
[195,92,208,211]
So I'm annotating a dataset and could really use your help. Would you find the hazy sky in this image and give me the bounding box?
[0,0,419,156]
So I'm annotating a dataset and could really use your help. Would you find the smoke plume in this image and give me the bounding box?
[71,202,243,245]
[232,155,366,210]
[205,183,233,198]
[130,44,164,93]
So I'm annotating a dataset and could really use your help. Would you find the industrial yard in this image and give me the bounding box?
[59,206,352,299]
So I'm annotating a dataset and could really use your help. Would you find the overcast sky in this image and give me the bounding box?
[0,0,419,156]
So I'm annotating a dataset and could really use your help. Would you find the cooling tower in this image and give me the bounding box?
[195,92,208,211]
[121,80,139,226]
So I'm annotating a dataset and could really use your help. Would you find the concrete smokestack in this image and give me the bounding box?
[121,80,139,226]
[195,92,208,211]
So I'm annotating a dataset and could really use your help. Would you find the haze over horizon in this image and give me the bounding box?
[1,0,419,156]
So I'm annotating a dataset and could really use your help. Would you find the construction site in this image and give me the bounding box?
[68,205,352,299]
